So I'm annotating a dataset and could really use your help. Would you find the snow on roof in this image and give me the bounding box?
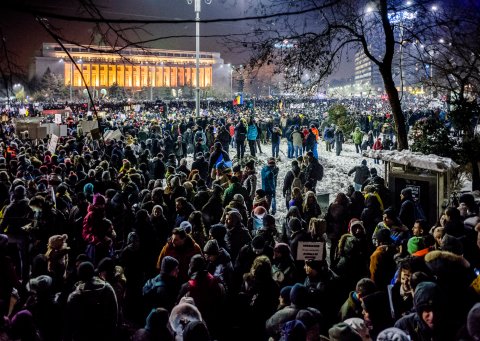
[362,149,459,173]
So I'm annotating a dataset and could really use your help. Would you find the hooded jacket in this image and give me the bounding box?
[66,276,118,341]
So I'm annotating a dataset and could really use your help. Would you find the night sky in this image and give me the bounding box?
[1,0,252,71]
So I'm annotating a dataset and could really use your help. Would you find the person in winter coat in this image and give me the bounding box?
[143,256,180,314]
[338,278,377,322]
[223,176,249,207]
[302,191,322,225]
[66,261,118,341]
[372,137,382,164]
[132,307,174,341]
[361,291,393,340]
[261,158,279,215]
[369,228,397,292]
[203,239,234,293]
[174,196,195,227]
[156,227,202,283]
[399,188,416,230]
[82,194,116,266]
[225,210,252,262]
[265,283,322,340]
[334,128,345,156]
[283,160,304,210]
[178,254,225,338]
[271,243,297,288]
[271,126,282,158]
[235,120,247,160]
[291,127,304,158]
[240,255,280,341]
[325,192,351,267]
[247,118,259,157]
[304,152,323,191]
[191,152,209,181]
[352,127,364,154]
[242,160,257,210]
[348,160,370,192]
[395,281,444,341]
[208,142,230,178]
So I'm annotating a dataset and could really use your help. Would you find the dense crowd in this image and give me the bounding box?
[0,100,479,341]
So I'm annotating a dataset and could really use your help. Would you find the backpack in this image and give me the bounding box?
[291,170,303,192]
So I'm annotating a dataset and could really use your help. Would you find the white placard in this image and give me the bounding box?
[54,114,62,124]
[103,129,123,141]
[296,241,324,261]
[80,120,99,133]
[59,125,68,137]
[47,134,59,154]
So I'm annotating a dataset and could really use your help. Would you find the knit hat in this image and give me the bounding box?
[328,322,362,341]
[281,320,307,341]
[361,159,367,166]
[203,239,220,255]
[263,214,276,227]
[180,221,192,234]
[161,256,179,274]
[414,281,439,315]
[83,183,94,195]
[145,308,170,334]
[288,217,303,233]
[290,283,309,308]
[280,285,292,305]
[376,327,410,341]
[26,275,53,294]
[343,318,370,341]
[77,261,95,281]
[96,257,115,274]
[407,236,425,254]
[441,234,463,255]
[13,185,26,199]
[92,193,106,206]
[467,303,480,340]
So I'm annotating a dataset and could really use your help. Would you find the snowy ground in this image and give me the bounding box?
[189,139,383,220]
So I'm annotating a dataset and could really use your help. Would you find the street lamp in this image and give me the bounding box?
[187,0,212,116]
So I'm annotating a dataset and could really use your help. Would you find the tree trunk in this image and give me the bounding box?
[380,67,408,150]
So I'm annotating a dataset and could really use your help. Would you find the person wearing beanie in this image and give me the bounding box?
[407,236,425,255]
[280,320,307,341]
[178,254,225,338]
[399,187,416,230]
[242,159,257,209]
[208,224,228,250]
[395,281,443,341]
[265,283,321,340]
[328,322,363,341]
[361,292,393,340]
[304,151,323,191]
[369,228,397,292]
[235,234,274,284]
[278,285,293,310]
[66,261,118,340]
[143,256,181,315]
[283,160,304,209]
[348,160,370,192]
[203,239,234,292]
[132,307,174,341]
[208,139,230,177]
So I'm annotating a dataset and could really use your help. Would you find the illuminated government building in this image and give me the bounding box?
[29,43,224,92]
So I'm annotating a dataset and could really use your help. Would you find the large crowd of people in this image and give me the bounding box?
[0,98,478,341]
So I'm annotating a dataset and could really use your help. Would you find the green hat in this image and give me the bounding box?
[407,236,425,254]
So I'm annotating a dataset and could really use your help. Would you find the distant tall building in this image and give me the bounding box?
[354,49,384,95]
[29,43,224,91]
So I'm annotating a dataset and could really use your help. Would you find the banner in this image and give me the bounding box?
[296,241,324,261]
[47,134,59,154]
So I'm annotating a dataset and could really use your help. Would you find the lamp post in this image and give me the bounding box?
[187,0,212,116]
[228,64,233,99]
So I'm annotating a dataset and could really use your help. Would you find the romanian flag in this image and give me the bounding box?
[233,94,243,106]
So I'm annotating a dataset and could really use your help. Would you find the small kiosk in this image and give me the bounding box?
[362,149,459,225]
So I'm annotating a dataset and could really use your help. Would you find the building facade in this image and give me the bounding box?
[29,43,224,91]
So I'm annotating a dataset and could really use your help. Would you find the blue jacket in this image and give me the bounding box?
[247,125,258,141]
[261,165,279,194]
